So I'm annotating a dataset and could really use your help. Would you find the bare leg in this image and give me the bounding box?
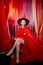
[15,38,24,63]
[16,42,20,63]
[6,42,16,56]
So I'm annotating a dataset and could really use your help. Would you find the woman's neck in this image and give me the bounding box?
[22,25,25,28]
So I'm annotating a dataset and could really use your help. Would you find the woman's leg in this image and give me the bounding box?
[15,38,24,63]
[6,42,16,56]
[16,42,20,63]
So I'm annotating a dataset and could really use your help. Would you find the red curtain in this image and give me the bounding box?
[0,0,10,52]
[0,0,43,65]
[0,0,43,57]
[36,0,43,43]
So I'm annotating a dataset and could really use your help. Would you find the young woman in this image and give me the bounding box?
[6,18,43,64]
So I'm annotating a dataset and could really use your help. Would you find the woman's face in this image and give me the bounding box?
[21,20,26,26]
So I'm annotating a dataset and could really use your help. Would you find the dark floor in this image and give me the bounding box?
[15,61,43,65]
[0,54,43,65]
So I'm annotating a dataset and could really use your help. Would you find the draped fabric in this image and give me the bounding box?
[16,27,43,58]
[10,27,43,65]
[0,0,43,65]
[32,0,43,39]
[36,0,43,43]
[0,0,12,52]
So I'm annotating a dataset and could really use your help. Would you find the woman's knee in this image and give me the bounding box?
[16,42,20,47]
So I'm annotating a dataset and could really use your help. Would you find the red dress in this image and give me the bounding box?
[11,27,43,65]
[16,27,43,63]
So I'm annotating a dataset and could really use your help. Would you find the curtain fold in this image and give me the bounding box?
[36,0,43,43]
